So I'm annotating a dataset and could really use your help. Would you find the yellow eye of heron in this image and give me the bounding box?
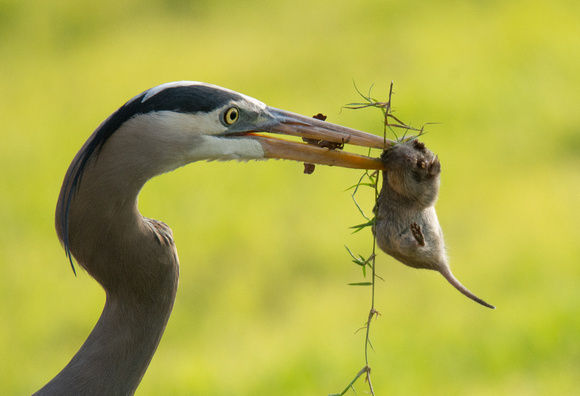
[224,107,240,125]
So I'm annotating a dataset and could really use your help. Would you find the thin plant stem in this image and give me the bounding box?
[328,366,370,396]
[334,81,427,396]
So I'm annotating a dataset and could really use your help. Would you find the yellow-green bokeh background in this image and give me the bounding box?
[1,0,578,394]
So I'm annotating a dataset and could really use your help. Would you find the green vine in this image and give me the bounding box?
[331,82,430,395]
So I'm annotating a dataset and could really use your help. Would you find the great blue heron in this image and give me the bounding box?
[34,81,387,395]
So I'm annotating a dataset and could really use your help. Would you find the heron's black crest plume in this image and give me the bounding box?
[59,82,244,274]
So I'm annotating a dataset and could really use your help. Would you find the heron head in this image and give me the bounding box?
[112,81,390,170]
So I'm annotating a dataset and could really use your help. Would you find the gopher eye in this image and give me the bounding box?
[223,106,240,125]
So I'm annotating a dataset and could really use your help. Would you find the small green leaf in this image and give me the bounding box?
[351,198,370,221]
[344,182,376,191]
[348,282,373,286]
[349,218,375,233]
[345,246,368,268]
[344,245,358,259]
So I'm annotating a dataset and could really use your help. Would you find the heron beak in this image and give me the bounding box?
[249,107,390,170]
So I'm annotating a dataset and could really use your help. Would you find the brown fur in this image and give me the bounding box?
[373,139,494,309]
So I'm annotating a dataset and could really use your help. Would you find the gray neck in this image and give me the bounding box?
[34,280,177,395]
[37,125,182,395]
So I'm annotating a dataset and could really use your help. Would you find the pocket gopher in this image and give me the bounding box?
[373,139,495,309]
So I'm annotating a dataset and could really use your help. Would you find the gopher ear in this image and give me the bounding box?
[412,139,427,153]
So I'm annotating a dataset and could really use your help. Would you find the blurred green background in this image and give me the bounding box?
[1,0,578,394]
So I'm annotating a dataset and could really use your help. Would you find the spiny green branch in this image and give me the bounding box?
[334,81,431,396]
